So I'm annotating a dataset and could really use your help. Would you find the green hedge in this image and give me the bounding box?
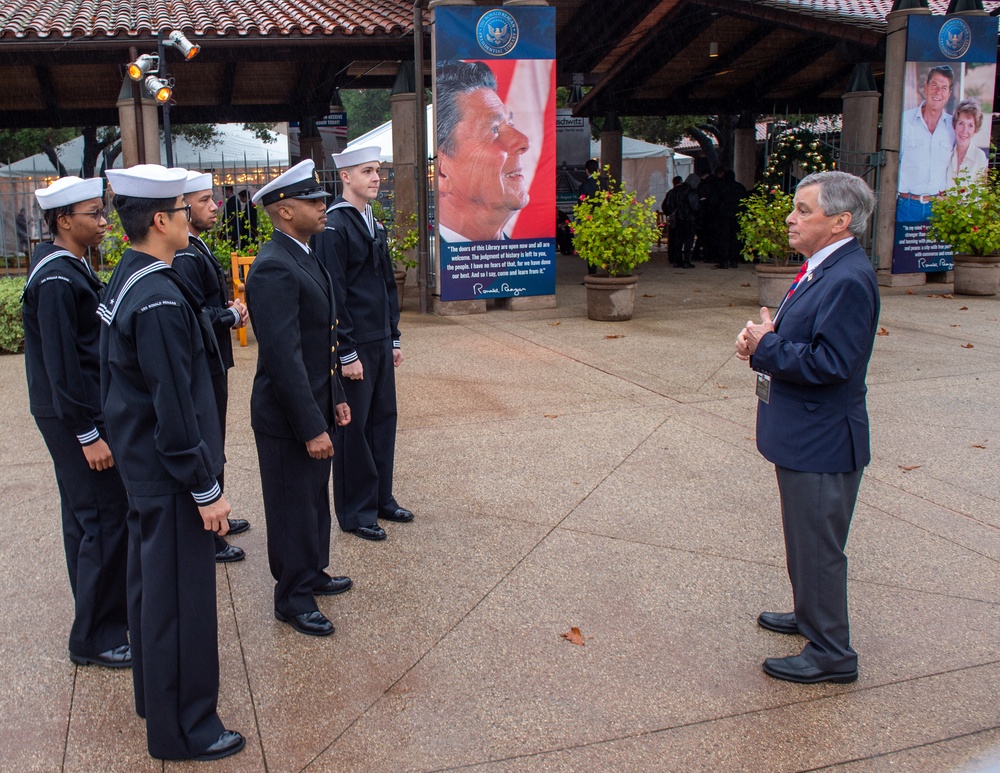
[0,277,26,354]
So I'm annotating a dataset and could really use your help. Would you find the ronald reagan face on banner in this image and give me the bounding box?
[438,86,530,242]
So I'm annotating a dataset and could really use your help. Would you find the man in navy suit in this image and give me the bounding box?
[736,171,879,685]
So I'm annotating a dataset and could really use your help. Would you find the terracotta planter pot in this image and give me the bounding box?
[393,269,407,308]
[754,263,800,308]
[584,274,638,321]
[953,253,1000,297]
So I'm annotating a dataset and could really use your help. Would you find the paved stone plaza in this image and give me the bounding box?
[1,252,998,772]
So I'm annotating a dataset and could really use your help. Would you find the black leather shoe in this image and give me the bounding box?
[193,730,246,761]
[227,518,250,535]
[313,576,353,596]
[758,611,800,635]
[70,643,132,668]
[215,543,245,563]
[352,524,387,541]
[275,609,335,636]
[763,655,858,684]
[379,507,414,522]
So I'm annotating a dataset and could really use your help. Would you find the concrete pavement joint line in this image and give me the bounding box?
[859,490,1000,554]
[220,562,270,771]
[61,662,78,772]
[298,417,670,772]
[862,475,1000,537]
[797,726,1000,772]
[465,323,684,404]
[426,660,1000,773]
[558,523,999,607]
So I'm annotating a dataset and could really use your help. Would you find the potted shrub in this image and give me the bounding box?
[927,171,1000,296]
[572,166,660,321]
[372,199,419,307]
[737,184,799,307]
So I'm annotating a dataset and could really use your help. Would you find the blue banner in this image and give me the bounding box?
[892,14,998,274]
[435,6,555,61]
[435,6,556,301]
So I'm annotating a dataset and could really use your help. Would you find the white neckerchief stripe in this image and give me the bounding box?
[362,204,375,238]
[21,249,80,300]
[97,262,170,325]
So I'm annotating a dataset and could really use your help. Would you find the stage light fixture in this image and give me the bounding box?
[145,75,173,103]
[127,54,160,81]
[166,30,201,60]
[709,41,719,58]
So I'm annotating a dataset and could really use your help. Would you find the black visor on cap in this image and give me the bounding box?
[259,181,330,207]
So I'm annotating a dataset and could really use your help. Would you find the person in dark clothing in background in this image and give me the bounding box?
[717,169,748,269]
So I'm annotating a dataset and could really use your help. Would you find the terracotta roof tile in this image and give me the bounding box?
[0,0,413,40]
[758,0,1000,34]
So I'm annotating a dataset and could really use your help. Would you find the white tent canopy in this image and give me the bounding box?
[590,137,693,206]
[0,124,288,177]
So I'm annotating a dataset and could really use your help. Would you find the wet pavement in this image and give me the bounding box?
[1,250,998,772]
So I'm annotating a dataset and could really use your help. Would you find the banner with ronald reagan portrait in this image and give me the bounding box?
[434,5,556,301]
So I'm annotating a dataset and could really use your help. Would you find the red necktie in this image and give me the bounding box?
[784,263,809,301]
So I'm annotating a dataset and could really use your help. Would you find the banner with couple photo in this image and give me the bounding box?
[434,6,556,301]
[893,14,998,274]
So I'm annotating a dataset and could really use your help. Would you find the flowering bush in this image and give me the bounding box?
[928,170,1000,257]
[737,185,795,266]
[100,210,130,268]
[372,198,419,270]
[571,166,660,277]
[202,209,274,271]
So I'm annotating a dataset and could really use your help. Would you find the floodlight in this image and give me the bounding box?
[144,75,173,103]
[127,54,160,81]
[166,30,200,60]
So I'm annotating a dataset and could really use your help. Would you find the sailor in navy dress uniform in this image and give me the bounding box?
[246,159,353,637]
[314,146,414,542]
[22,176,130,669]
[173,170,252,563]
[100,165,244,762]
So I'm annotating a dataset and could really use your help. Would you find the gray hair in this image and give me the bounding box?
[436,61,498,156]
[797,171,875,237]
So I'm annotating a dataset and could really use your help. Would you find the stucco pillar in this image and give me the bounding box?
[733,125,757,190]
[600,112,623,188]
[874,7,931,286]
[116,81,160,167]
[390,93,417,225]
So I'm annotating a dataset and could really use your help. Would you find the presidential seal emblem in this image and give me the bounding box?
[938,18,971,60]
[477,9,518,57]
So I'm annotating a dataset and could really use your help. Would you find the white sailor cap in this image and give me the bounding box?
[105,165,188,199]
[183,171,214,194]
[34,176,105,211]
[252,159,328,207]
[332,146,381,170]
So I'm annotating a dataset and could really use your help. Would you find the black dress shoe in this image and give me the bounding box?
[379,507,414,522]
[193,730,246,761]
[70,643,132,668]
[227,518,250,535]
[763,655,858,684]
[275,609,335,636]
[352,524,387,541]
[313,576,353,596]
[215,543,245,563]
[757,611,800,635]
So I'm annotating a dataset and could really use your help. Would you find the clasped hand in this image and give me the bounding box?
[735,307,774,361]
